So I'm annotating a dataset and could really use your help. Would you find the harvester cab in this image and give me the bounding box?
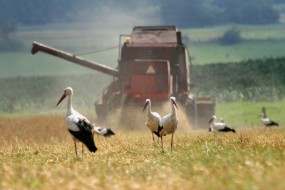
[116,26,189,101]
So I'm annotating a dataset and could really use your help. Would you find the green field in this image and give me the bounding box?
[183,24,285,42]
[190,40,285,64]
[0,51,118,78]
[216,101,285,128]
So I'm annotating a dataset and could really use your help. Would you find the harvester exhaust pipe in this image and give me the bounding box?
[31,41,119,77]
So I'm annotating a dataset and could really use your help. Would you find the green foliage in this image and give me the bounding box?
[191,57,285,102]
[0,74,111,113]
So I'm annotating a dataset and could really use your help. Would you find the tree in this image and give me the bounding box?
[219,26,242,45]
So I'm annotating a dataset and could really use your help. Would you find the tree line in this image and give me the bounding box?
[0,0,281,27]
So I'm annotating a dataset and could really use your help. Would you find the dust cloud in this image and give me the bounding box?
[97,100,193,134]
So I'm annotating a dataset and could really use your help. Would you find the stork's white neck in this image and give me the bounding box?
[147,102,152,115]
[210,122,214,128]
[171,103,177,116]
[67,94,73,113]
[209,118,217,128]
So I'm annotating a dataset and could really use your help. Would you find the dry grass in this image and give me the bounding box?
[1,115,285,189]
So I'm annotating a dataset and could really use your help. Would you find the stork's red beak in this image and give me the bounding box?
[143,101,149,111]
[56,93,67,106]
[171,99,179,110]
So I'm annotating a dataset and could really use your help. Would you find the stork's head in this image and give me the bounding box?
[56,87,73,106]
[259,112,265,118]
[143,99,150,111]
[170,97,178,110]
[208,115,217,123]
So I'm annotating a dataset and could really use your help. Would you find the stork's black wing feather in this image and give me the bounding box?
[68,130,97,152]
[76,119,93,135]
[153,125,163,137]
[218,126,236,133]
[69,119,97,152]
[267,120,279,126]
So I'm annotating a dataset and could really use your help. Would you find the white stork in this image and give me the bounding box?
[143,99,163,144]
[93,126,115,137]
[56,87,97,157]
[208,115,236,133]
[160,97,179,153]
[260,112,279,128]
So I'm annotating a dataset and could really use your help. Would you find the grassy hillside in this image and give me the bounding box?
[183,24,285,64]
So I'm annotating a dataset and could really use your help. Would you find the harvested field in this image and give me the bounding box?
[1,115,285,189]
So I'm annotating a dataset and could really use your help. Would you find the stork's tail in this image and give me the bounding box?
[271,121,279,126]
[104,129,115,136]
[219,126,236,133]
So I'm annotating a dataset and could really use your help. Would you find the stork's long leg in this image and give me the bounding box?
[161,136,164,153]
[171,133,174,153]
[74,140,78,157]
[81,143,84,157]
[152,133,155,144]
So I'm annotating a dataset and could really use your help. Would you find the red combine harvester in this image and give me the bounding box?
[31,26,215,129]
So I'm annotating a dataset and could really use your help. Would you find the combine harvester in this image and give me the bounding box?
[31,26,215,129]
